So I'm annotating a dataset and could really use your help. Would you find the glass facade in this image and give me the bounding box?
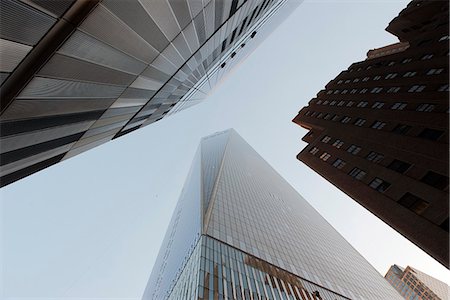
[143,129,403,300]
[0,0,301,186]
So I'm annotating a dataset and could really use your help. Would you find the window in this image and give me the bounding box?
[366,151,384,163]
[332,115,340,121]
[357,101,368,107]
[337,80,343,84]
[359,88,368,94]
[332,139,344,148]
[371,121,386,130]
[403,71,417,77]
[391,102,407,110]
[369,178,391,192]
[310,111,317,117]
[305,111,311,116]
[332,159,346,169]
[321,135,332,143]
[350,89,358,94]
[316,99,322,104]
[353,78,360,82]
[421,171,449,190]
[348,167,366,180]
[387,87,401,93]
[317,113,324,118]
[341,89,348,94]
[398,193,429,214]
[421,54,433,60]
[346,101,354,107]
[385,73,398,79]
[388,61,396,66]
[372,102,384,109]
[337,101,345,106]
[319,152,331,161]
[322,100,329,105]
[416,103,435,112]
[362,77,370,82]
[371,87,383,93]
[392,124,411,135]
[327,90,333,94]
[388,159,412,173]
[426,68,444,75]
[324,113,332,120]
[347,144,361,155]
[373,75,381,80]
[402,58,412,64]
[330,100,337,106]
[438,84,449,92]
[408,85,426,92]
[309,147,319,155]
[439,35,450,42]
[418,128,443,140]
[366,65,372,70]
[341,116,352,123]
[354,118,366,126]
[333,90,340,94]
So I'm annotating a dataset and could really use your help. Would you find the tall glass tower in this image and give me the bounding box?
[143,129,403,300]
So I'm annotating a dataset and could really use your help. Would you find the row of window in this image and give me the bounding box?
[304,111,445,141]
[325,83,449,95]
[336,68,446,85]
[313,98,440,112]
[313,136,449,190]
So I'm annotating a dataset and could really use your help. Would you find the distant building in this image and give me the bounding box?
[292,0,449,267]
[385,265,449,300]
[0,0,300,187]
[142,129,403,300]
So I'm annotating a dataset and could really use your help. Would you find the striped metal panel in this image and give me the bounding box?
[0,0,56,46]
[0,38,32,72]
[27,0,74,17]
[17,77,126,99]
[79,4,159,64]
[58,30,147,75]
[139,0,180,42]
[38,54,137,86]
[0,72,10,85]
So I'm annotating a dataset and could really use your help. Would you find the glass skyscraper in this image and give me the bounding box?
[0,0,300,186]
[143,129,403,300]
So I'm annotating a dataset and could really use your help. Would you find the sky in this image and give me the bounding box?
[1,1,449,299]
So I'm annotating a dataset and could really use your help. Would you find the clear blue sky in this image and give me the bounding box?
[1,1,449,299]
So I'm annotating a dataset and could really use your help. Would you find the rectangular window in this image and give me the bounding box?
[372,102,384,109]
[357,101,368,107]
[309,147,319,155]
[387,87,401,93]
[341,116,352,123]
[330,100,337,106]
[371,87,383,93]
[321,135,332,143]
[319,152,331,161]
[387,159,412,173]
[362,77,370,82]
[353,78,360,82]
[418,128,443,140]
[392,124,411,135]
[350,89,358,94]
[438,84,449,92]
[337,100,345,106]
[371,121,386,130]
[398,193,430,214]
[366,151,384,163]
[332,159,346,169]
[385,73,398,79]
[421,171,449,190]
[346,101,355,107]
[403,71,417,77]
[421,54,434,60]
[332,115,341,121]
[348,167,366,180]
[373,75,381,80]
[354,118,366,126]
[369,178,391,192]
[426,68,444,75]
[359,88,368,94]
[332,139,344,148]
[408,85,426,92]
[402,58,412,63]
[416,103,435,112]
[347,144,362,155]
[391,102,407,110]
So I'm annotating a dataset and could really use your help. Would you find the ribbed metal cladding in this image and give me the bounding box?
[28,0,75,17]
[17,77,126,99]
[0,39,32,72]
[0,0,56,46]
[38,54,136,86]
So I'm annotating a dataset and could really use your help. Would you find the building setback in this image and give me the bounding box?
[0,0,300,187]
[385,265,449,300]
[142,129,403,300]
[292,0,449,267]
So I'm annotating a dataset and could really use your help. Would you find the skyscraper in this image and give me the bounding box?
[0,0,300,187]
[385,264,449,300]
[142,129,403,300]
[292,0,449,267]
